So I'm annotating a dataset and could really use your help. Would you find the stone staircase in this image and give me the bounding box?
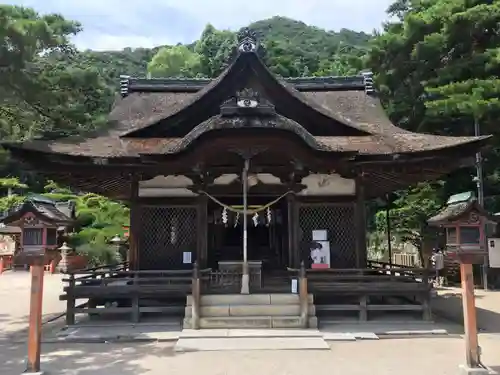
[183,293,318,329]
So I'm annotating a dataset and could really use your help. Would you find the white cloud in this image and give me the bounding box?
[5,0,394,50]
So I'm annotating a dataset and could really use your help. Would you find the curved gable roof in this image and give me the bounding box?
[0,29,492,166]
[118,48,372,138]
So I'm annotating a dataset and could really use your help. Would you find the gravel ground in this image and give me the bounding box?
[1,273,500,375]
[1,335,500,375]
[0,271,66,338]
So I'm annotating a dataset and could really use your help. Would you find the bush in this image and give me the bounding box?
[75,243,121,268]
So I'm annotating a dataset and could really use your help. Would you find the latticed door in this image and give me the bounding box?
[298,204,356,268]
[138,206,198,270]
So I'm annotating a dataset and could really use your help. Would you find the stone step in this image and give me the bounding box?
[186,293,314,306]
[183,316,318,329]
[184,304,316,317]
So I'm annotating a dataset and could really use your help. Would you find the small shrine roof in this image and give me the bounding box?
[1,196,74,225]
[0,224,22,234]
[428,193,498,225]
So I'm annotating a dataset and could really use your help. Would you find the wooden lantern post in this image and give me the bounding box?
[427,193,496,373]
[455,254,481,371]
[19,251,46,374]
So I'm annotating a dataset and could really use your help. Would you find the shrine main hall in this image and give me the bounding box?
[3,30,490,315]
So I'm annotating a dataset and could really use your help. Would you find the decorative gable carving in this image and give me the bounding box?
[220,88,276,117]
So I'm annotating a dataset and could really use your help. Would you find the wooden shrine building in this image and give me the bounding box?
[2,29,491,275]
[0,195,75,268]
[1,30,493,325]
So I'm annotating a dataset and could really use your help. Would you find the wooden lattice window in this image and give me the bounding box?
[460,227,480,245]
[298,204,356,268]
[138,206,198,270]
[46,228,58,246]
[24,228,43,245]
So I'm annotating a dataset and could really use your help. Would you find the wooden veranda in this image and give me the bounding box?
[60,260,432,326]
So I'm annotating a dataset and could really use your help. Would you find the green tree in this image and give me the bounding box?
[148,45,202,78]
[0,5,112,139]
[375,183,444,263]
[195,24,236,77]
[367,0,500,256]
[0,177,27,196]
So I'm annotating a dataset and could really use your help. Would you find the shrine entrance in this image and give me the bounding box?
[207,196,289,272]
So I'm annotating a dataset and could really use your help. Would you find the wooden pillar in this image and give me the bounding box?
[129,175,140,270]
[354,177,367,268]
[42,227,47,249]
[197,195,208,268]
[25,256,45,374]
[290,194,301,268]
[287,194,295,268]
[460,262,481,368]
[65,273,76,325]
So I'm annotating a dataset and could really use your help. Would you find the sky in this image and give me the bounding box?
[6,0,395,51]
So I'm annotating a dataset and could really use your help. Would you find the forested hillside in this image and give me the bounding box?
[1,1,499,263]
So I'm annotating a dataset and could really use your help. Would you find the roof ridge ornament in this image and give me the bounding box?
[237,28,258,53]
[120,75,130,97]
[361,71,375,95]
[220,88,275,117]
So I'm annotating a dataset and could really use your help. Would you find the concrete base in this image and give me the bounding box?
[458,364,493,375]
[22,371,45,375]
[174,336,329,352]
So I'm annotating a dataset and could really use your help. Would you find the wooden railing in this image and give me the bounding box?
[295,265,432,321]
[61,261,433,326]
[61,262,198,325]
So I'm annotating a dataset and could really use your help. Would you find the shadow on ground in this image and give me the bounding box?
[0,341,177,375]
[431,291,500,334]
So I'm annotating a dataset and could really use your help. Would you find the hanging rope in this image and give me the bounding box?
[200,190,293,214]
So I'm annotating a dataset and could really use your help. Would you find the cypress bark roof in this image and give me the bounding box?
[0,28,492,162]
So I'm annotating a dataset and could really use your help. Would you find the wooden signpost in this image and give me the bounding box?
[18,251,46,375]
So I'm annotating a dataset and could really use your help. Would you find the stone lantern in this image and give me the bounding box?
[58,242,72,273]
[110,234,123,264]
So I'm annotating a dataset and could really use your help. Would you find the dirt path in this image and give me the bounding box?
[0,271,66,339]
[432,287,500,333]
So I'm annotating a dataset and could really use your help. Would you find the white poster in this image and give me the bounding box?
[312,230,328,241]
[310,240,331,269]
[182,252,192,264]
[291,279,298,294]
